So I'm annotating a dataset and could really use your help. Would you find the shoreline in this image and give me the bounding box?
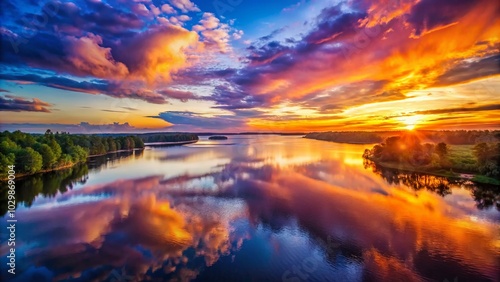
[0,148,143,181]
[87,148,144,158]
[1,141,199,181]
[366,159,500,186]
[144,140,198,146]
[0,162,85,182]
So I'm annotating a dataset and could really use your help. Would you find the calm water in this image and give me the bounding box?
[1,135,499,282]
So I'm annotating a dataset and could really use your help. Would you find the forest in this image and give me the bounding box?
[0,130,144,178]
[139,133,199,143]
[362,132,500,183]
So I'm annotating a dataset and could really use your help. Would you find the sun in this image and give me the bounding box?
[398,115,422,131]
[405,124,416,130]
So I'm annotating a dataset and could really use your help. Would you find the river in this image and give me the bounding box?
[1,135,499,282]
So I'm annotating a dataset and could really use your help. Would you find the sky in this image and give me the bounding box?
[0,0,499,133]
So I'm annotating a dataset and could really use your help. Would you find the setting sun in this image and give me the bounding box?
[405,124,415,130]
[398,115,422,131]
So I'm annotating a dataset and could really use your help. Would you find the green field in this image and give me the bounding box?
[447,145,477,172]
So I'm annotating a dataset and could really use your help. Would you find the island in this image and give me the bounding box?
[362,131,500,185]
[208,135,228,140]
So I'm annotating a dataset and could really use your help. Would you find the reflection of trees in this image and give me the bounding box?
[364,160,500,211]
[0,152,137,216]
[472,186,500,211]
[0,164,89,216]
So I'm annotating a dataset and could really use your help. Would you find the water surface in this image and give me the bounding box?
[1,135,499,282]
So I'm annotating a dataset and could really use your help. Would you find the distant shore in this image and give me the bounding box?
[144,140,198,146]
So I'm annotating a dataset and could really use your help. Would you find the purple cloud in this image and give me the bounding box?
[0,94,52,112]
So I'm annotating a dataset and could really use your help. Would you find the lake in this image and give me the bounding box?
[1,135,499,282]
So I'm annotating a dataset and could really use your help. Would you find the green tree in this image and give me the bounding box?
[0,152,15,175]
[69,145,88,163]
[37,144,57,169]
[48,139,62,161]
[133,136,144,148]
[473,143,489,163]
[16,148,43,173]
[107,137,117,152]
[0,138,18,154]
[435,142,448,157]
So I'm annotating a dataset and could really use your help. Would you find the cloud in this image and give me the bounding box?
[168,0,200,13]
[196,13,235,53]
[65,33,129,79]
[155,111,247,131]
[0,94,52,112]
[132,3,150,17]
[0,73,167,104]
[412,103,500,115]
[157,88,200,102]
[1,3,200,84]
[232,30,243,40]
[113,25,200,83]
[206,0,499,115]
[433,54,500,86]
[199,12,220,29]
[406,0,479,37]
[161,4,176,14]
[258,28,285,42]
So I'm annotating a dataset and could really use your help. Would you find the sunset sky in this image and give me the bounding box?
[0,0,499,133]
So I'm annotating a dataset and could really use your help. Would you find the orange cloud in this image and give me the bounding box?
[117,25,200,84]
[65,33,129,79]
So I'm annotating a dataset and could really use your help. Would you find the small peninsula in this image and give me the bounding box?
[362,132,500,185]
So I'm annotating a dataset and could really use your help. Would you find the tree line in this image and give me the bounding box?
[305,132,383,144]
[140,133,199,143]
[306,130,499,145]
[0,130,144,177]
